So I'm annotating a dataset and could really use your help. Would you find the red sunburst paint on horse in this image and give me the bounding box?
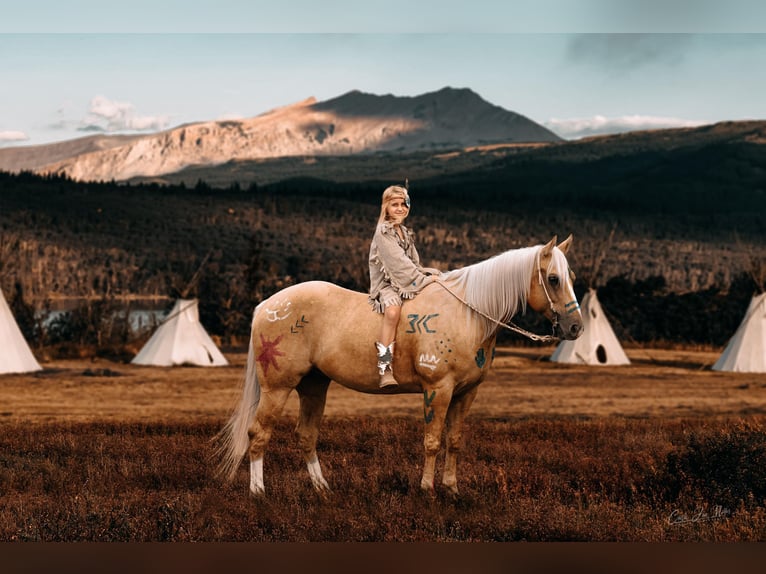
[256,334,284,375]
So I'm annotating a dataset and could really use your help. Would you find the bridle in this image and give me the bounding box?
[435,247,580,344]
[536,249,581,335]
[435,278,557,342]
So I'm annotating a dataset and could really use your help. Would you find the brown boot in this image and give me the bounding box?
[375,341,398,388]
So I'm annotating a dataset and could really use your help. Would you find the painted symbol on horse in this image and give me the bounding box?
[265,299,292,322]
[406,313,439,334]
[423,390,437,423]
[418,353,440,371]
[216,235,583,497]
[290,315,310,334]
[255,334,284,375]
[475,347,487,369]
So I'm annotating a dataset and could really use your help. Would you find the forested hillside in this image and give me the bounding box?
[1,168,763,352]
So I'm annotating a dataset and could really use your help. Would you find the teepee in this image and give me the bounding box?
[550,288,631,365]
[712,292,766,373]
[550,225,630,366]
[0,288,42,374]
[131,299,228,367]
[713,243,766,373]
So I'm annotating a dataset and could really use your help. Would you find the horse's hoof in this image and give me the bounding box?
[420,484,436,499]
[445,487,460,500]
[313,481,332,495]
[315,487,333,501]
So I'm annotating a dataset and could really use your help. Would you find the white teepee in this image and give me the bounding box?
[131,299,228,367]
[0,288,42,374]
[712,293,766,373]
[550,288,630,366]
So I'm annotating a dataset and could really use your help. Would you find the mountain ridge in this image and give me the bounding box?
[123,118,766,189]
[0,87,561,183]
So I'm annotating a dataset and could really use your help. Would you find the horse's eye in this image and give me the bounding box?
[549,275,559,287]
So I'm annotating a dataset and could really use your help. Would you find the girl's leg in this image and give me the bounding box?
[376,304,401,388]
[380,304,401,346]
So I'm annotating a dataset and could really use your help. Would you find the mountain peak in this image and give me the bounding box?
[0,87,560,182]
[313,86,489,116]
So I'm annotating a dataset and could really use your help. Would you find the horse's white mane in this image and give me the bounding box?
[441,244,570,342]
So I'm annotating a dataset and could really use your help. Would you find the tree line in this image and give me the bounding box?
[1,170,763,357]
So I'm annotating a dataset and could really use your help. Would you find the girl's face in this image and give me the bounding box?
[386,196,409,223]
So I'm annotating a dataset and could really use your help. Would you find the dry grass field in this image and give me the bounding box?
[2,345,766,543]
[2,346,765,424]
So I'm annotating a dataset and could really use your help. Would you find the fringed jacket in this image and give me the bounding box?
[368,222,431,312]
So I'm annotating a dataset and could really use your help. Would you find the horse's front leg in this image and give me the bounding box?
[420,381,454,493]
[443,385,479,496]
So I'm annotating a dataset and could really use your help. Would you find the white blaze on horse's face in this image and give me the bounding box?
[529,235,584,341]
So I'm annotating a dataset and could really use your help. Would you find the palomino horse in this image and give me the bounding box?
[217,235,583,496]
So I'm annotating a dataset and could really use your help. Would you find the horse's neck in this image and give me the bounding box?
[442,246,538,342]
[451,247,537,309]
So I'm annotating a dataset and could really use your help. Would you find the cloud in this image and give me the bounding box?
[78,95,170,133]
[545,115,709,139]
[0,130,29,145]
[77,124,107,133]
[589,0,740,32]
[566,34,692,71]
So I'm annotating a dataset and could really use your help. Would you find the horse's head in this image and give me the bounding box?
[528,235,584,341]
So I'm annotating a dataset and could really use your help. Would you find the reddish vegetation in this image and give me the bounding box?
[1,348,766,541]
[1,417,765,541]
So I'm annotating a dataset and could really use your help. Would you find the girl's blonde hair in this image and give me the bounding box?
[377,185,410,224]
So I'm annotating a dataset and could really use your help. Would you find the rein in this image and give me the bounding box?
[432,247,585,344]
[434,278,559,343]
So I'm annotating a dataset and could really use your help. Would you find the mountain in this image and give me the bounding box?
[126,118,766,189]
[0,87,561,183]
[0,134,144,172]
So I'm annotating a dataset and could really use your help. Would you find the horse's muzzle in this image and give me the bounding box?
[555,320,583,340]
[563,321,583,340]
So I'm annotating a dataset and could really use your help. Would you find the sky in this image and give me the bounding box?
[1,0,765,147]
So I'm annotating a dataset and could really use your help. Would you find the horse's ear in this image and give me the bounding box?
[541,235,557,256]
[558,234,573,255]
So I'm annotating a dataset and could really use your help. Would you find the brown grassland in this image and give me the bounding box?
[2,346,766,542]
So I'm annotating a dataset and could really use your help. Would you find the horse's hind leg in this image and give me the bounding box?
[295,371,331,492]
[248,386,292,496]
[443,386,479,496]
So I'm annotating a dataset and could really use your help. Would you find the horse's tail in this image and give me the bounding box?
[215,306,262,481]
